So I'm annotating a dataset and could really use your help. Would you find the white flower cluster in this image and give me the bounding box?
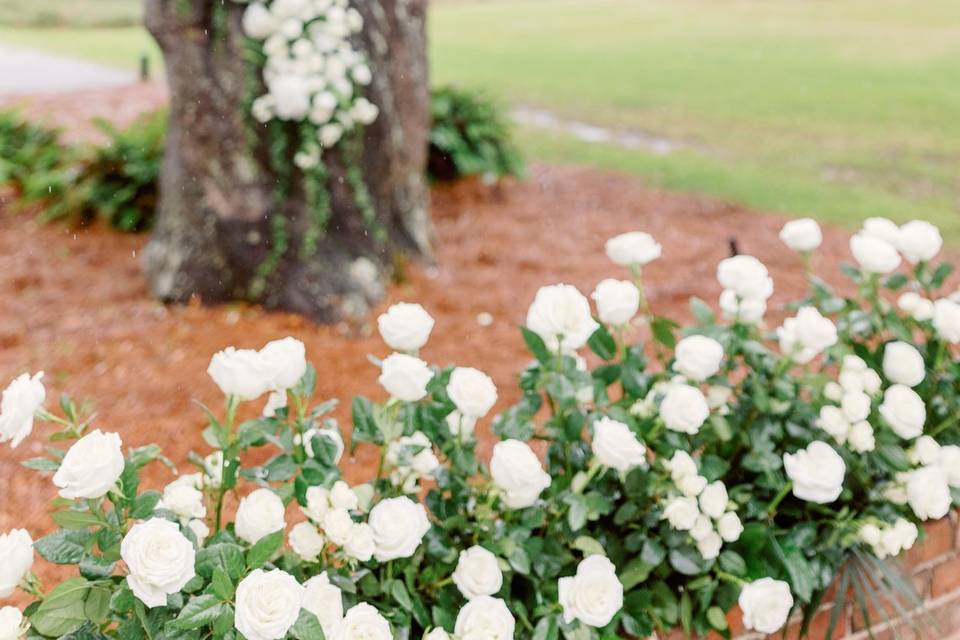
[784,441,846,504]
[777,306,837,364]
[208,336,307,403]
[859,519,918,560]
[239,0,378,167]
[817,355,881,452]
[880,436,960,522]
[661,451,743,560]
[717,255,773,325]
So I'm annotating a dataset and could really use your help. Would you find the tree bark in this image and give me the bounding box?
[143,0,431,323]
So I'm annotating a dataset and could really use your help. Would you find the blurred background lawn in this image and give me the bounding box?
[1,0,957,242]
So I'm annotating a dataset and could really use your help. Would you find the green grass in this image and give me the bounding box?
[1,0,959,242]
[0,0,140,27]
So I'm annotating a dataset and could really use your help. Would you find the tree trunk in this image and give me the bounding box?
[143,0,431,323]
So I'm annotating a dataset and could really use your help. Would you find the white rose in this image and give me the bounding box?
[386,431,439,479]
[558,555,623,628]
[327,480,357,511]
[187,519,209,542]
[525,284,599,352]
[824,381,844,402]
[235,488,286,545]
[259,337,307,390]
[861,369,882,395]
[490,440,551,509]
[0,607,22,640]
[453,546,504,600]
[690,515,713,542]
[321,508,354,546]
[847,421,876,453]
[698,481,728,519]
[663,496,699,531]
[591,417,646,472]
[121,519,196,608]
[779,218,822,252]
[678,474,708,498]
[0,529,33,598]
[289,522,325,562]
[454,596,515,640]
[907,466,951,520]
[0,372,45,448]
[850,233,900,274]
[160,481,206,521]
[840,391,871,423]
[666,450,698,482]
[777,307,837,364]
[352,63,372,85]
[424,629,450,640]
[262,390,287,417]
[859,523,882,548]
[933,298,960,343]
[697,531,723,560]
[783,441,845,504]
[301,486,330,523]
[302,573,343,635]
[207,347,270,400]
[719,289,767,324]
[446,411,477,439]
[269,74,311,120]
[659,384,709,434]
[378,353,433,402]
[369,496,431,561]
[319,123,343,147]
[882,341,925,387]
[344,522,375,562]
[717,512,743,542]
[862,217,902,245]
[909,435,941,466]
[939,446,960,487]
[331,603,392,640]
[817,406,850,443]
[674,335,724,381]
[53,429,125,500]
[898,292,934,321]
[591,279,641,326]
[377,303,434,352]
[739,578,794,634]
[893,518,919,551]
[879,384,926,439]
[716,255,773,301]
[235,569,305,640]
[351,98,380,125]
[243,2,277,38]
[604,231,662,267]
[898,220,942,264]
[447,367,498,418]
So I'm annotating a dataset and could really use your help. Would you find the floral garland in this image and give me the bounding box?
[1,216,959,640]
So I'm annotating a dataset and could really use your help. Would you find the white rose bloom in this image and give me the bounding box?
[840,391,871,423]
[591,279,641,326]
[378,353,433,402]
[187,519,209,542]
[319,123,343,147]
[351,98,380,125]
[663,496,700,531]
[447,367,498,418]
[604,231,662,267]
[716,255,774,301]
[909,435,941,466]
[344,522,375,562]
[53,429,125,500]
[377,303,434,352]
[289,522,325,562]
[0,606,22,640]
[454,596,515,640]
[302,573,343,636]
[847,421,876,453]
[659,384,709,434]
[301,486,331,523]
[907,466,951,520]
[270,74,311,120]
[592,417,646,472]
[453,546,504,600]
[678,474,708,498]
[259,337,307,390]
[243,2,277,38]
[446,411,477,439]
[490,439,551,509]
[882,341,925,387]
[861,369,882,395]
[777,307,837,364]
[666,450,698,482]
[331,603,392,640]
[717,512,744,542]
[698,481,729,519]
[850,233,901,274]
[526,284,599,352]
[352,63,372,85]
[121,519,196,608]
[321,508,354,546]
[898,220,942,264]
[898,292,935,322]
[879,384,926,440]
[933,298,960,343]
[160,481,206,521]
[208,347,270,400]
[235,488,286,545]
[779,218,822,252]
[690,515,713,542]
[674,335,724,381]
[327,480,358,511]
[859,523,882,548]
[0,529,33,598]
[697,531,723,560]
[783,441,845,504]
[369,496,431,561]
[817,406,850,443]
[262,390,288,417]
[739,578,794,634]
[235,569,305,640]
[0,371,45,448]
[424,629,450,640]
[719,289,767,324]
[862,217,902,245]
[824,381,844,402]
[558,555,624,628]
[939,445,960,487]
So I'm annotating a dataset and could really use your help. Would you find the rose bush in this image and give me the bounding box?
[1,215,959,639]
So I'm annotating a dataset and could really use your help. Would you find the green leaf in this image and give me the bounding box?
[532,614,558,640]
[707,606,728,631]
[770,535,815,603]
[521,326,551,363]
[717,550,747,576]
[246,529,284,569]
[289,609,325,640]
[31,577,90,637]
[669,546,709,576]
[129,491,161,519]
[390,580,414,611]
[196,543,246,580]
[172,594,222,630]
[211,568,234,601]
[587,325,617,361]
[620,556,653,591]
[51,510,104,529]
[84,586,112,623]
[35,529,93,564]
[351,396,381,445]
[572,536,606,557]
[22,456,60,472]
[651,316,678,349]
[690,297,716,325]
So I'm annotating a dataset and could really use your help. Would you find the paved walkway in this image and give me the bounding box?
[0,44,135,96]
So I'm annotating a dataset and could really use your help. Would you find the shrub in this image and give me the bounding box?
[0,109,64,194]
[428,86,523,182]
[2,217,958,639]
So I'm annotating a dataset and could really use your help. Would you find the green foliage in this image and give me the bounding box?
[0,109,64,193]
[428,86,523,182]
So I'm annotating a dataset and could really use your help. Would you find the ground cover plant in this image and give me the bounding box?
[1,214,958,639]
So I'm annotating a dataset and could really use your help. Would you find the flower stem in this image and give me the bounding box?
[767,481,793,516]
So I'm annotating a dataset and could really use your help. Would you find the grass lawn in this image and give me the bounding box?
[1,0,958,242]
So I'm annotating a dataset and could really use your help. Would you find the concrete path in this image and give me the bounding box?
[0,45,135,96]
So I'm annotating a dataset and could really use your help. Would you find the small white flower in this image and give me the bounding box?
[817,406,851,443]
[933,298,960,343]
[319,123,343,147]
[898,220,942,264]
[779,218,822,252]
[121,519,196,608]
[447,367,498,418]
[378,353,433,402]
[717,512,743,542]
[207,347,270,400]
[591,417,646,472]
[739,578,794,634]
[344,522,375,562]
[659,384,710,434]
[879,384,926,440]
[424,629,450,640]
[0,529,33,598]
[330,603,392,640]
[242,2,277,39]
[697,531,723,560]
[321,508,354,546]
[938,445,960,487]
[187,519,209,542]
[898,292,935,322]
[862,217,902,245]
[369,497,431,561]
[909,435,941,466]
[235,488,286,545]
[289,522,325,562]
[719,289,767,324]
[674,335,724,381]
[351,97,379,125]
[591,278,641,326]
[604,231,662,267]
[663,496,700,531]
[377,303,434,352]
[678,474,708,498]
[907,466,951,520]
[698,481,728,519]
[847,421,876,453]
[235,569,305,640]
[690,514,713,541]
[446,411,477,439]
[882,341,925,387]
[302,573,343,637]
[454,596,515,640]
[777,307,837,364]
[526,284,599,352]
[558,555,623,627]
[490,439,551,509]
[259,337,307,390]
[783,441,845,504]
[301,486,331,523]
[717,255,774,301]
[53,429,125,500]
[453,546,503,600]
[850,233,901,274]
[160,481,206,521]
[840,391,871,423]
[0,371,45,448]
[666,450,698,482]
